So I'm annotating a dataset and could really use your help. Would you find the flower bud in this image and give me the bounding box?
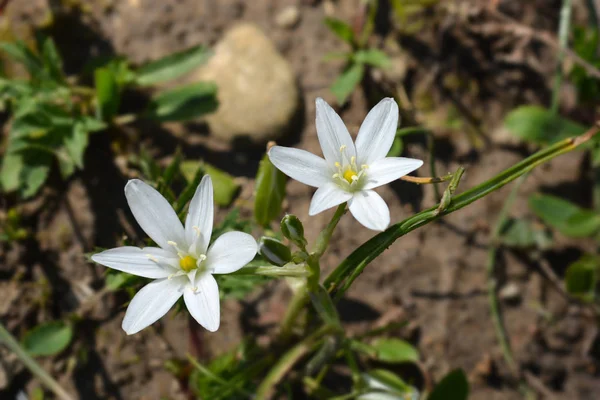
[258,237,292,266]
[280,214,307,249]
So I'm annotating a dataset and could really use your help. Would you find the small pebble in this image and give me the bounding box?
[499,282,521,303]
[275,6,301,29]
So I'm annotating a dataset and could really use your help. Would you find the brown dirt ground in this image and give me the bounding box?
[1,0,600,399]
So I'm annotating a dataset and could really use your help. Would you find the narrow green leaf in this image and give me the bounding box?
[354,49,391,68]
[94,67,120,121]
[365,369,414,395]
[41,37,64,83]
[565,255,599,301]
[529,193,600,237]
[324,18,355,46]
[20,155,51,198]
[428,369,469,400]
[504,106,586,145]
[254,154,286,227]
[22,321,73,357]
[371,338,420,364]
[136,45,212,86]
[146,82,218,122]
[330,63,364,105]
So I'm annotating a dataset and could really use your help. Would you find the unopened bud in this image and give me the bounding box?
[280,214,307,249]
[258,237,292,266]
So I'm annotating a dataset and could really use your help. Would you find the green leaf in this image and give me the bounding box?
[504,106,586,145]
[309,284,341,327]
[64,123,89,169]
[529,194,600,238]
[146,81,218,122]
[387,137,404,157]
[499,218,553,250]
[20,153,52,198]
[180,161,239,206]
[41,37,64,83]
[330,63,364,105]
[94,67,120,121]
[254,154,286,227]
[0,151,23,192]
[0,41,45,80]
[365,369,414,395]
[565,255,599,301]
[22,321,73,357]
[371,338,419,363]
[324,18,355,46]
[354,49,391,68]
[136,45,212,86]
[428,369,469,400]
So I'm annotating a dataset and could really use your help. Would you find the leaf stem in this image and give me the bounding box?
[231,263,310,277]
[551,0,573,113]
[0,323,74,400]
[313,203,347,258]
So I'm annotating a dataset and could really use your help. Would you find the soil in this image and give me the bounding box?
[1,0,599,399]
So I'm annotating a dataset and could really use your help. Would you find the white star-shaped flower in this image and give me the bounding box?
[269,98,423,231]
[91,175,257,334]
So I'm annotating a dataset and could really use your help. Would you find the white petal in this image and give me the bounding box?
[125,179,185,251]
[184,273,220,332]
[268,146,330,188]
[121,277,185,335]
[91,246,178,279]
[185,175,213,255]
[349,190,390,231]
[206,231,257,274]
[355,98,399,165]
[363,157,423,190]
[308,183,352,216]
[315,98,356,163]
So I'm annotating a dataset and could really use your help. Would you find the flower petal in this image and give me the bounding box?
[309,183,352,216]
[125,179,185,251]
[91,246,178,279]
[315,97,356,163]
[121,277,186,335]
[206,231,258,274]
[185,175,213,255]
[184,273,220,332]
[268,146,330,187]
[355,98,399,165]
[363,157,423,190]
[348,190,390,231]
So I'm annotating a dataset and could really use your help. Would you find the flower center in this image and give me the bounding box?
[343,169,357,184]
[179,255,197,272]
[332,146,368,191]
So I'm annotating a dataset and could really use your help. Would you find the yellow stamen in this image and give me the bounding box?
[179,255,197,273]
[343,169,357,184]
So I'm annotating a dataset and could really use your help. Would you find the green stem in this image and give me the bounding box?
[551,0,573,113]
[0,323,74,400]
[486,175,527,373]
[279,286,310,340]
[313,203,347,257]
[231,264,309,277]
[256,325,334,399]
[325,126,599,299]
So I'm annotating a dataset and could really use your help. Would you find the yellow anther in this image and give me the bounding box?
[339,145,347,152]
[343,169,358,184]
[350,156,356,164]
[361,164,369,170]
[332,173,339,179]
[193,226,201,236]
[179,255,197,273]
[334,162,341,168]
[146,254,159,262]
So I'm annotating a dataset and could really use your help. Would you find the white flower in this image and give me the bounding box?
[268,98,423,231]
[91,176,257,334]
